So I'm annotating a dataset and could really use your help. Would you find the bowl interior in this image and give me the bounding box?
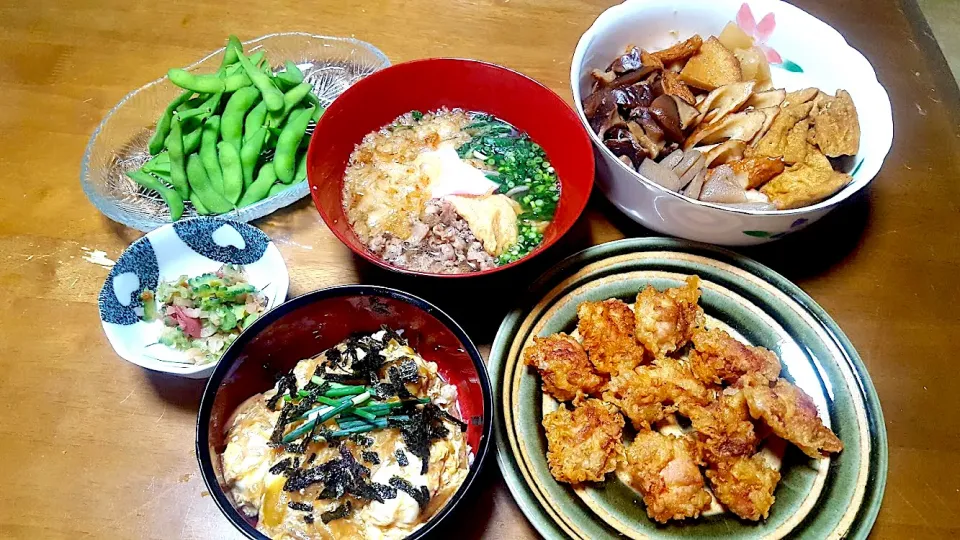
[571,0,893,214]
[307,58,595,276]
[197,286,492,536]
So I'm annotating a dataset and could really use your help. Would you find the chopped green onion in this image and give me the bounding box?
[283,392,371,443]
[324,385,366,398]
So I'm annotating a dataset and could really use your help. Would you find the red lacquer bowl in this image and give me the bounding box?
[306,58,595,278]
[196,286,492,539]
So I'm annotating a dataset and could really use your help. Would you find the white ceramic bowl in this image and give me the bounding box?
[98,217,288,378]
[571,0,893,245]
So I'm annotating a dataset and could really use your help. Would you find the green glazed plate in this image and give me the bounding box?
[490,238,886,539]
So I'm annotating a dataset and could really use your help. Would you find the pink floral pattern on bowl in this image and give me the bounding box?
[737,3,804,72]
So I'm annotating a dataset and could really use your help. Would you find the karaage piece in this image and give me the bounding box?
[633,276,704,357]
[523,333,607,401]
[742,378,843,458]
[624,430,713,523]
[577,298,645,375]
[683,390,759,464]
[543,398,624,484]
[603,357,714,430]
[705,454,780,521]
[689,327,782,385]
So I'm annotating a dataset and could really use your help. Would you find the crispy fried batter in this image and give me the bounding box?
[603,357,714,430]
[810,89,860,157]
[742,378,844,458]
[760,145,853,209]
[683,390,759,464]
[689,327,782,385]
[651,34,704,64]
[543,398,625,484]
[634,276,704,356]
[624,430,713,523]
[523,333,607,401]
[705,454,780,521]
[578,299,646,375]
[661,70,696,105]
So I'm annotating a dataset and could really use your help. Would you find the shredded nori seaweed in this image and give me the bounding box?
[303,514,315,524]
[389,476,430,511]
[361,451,380,465]
[320,501,353,524]
[288,444,398,506]
[305,453,318,466]
[350,434,373,447]
[266,372,298,410]
[390,403,465,474]
[269,457,299,475]
[395,449,409,467]
[288,501,313,512]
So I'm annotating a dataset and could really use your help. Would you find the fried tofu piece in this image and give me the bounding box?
[810,90,860,157]
[749,101,815,162]
[577,299,646,375]
[705,454,780,521]
[742,378,843,458]
[543,398,624,484]
[783,117,810,164]
[661,70,696,105]
[689,327,782,385]
[684,390,759,463]
[760,145,853,209]
[679,36,742,91]
[523,333,607,401]
[634,276,704,356]
[603,357,714,430]
[749,106,781,145]
[728,156,785,189]
[624,430,713,523]
[651,34,704,64]
[782,87,819,107]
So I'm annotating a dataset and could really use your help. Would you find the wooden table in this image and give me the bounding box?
[1,0,958,537]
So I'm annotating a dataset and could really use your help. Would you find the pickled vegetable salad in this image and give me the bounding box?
[138,264,267,364]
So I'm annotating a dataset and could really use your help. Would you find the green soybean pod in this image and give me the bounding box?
[274,106,314,183]
[182,125,203,155]
[303,92,324,121]
[234,45,284,112]
[190,191,210,215]
[217,141,244,204]
[164,117,190,198]
[238,162,277,207]
[223,72,252,92]
[267,182,290,197]
[148,90,193,155]
[248,51,265,67]
[295,149,308,182]
[126,170,184,221]
[267,82,313,128]
[200,115,223,193]
[221,35,243,69]
[167,68,226,94]
[186,154,234,214]
[284,60,304,83]
[240,127,267,187]
[221,86,261,152]
[244,101,268,141]
[141,152,171,175]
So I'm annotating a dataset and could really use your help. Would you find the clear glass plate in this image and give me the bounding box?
[81,33,390,232]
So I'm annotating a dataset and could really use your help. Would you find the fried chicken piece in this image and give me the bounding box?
[633,276,704,357]
[523,333,607,401]
[543,398,624,484]
[742,378,843,458]
[577,299,645,375]
[683,389,759,464]
[624,430,713,523]
[689,327,781,385]
[705,454,780,521]
[603,357,714,430]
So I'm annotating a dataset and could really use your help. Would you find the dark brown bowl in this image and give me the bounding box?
[196,285,493,539]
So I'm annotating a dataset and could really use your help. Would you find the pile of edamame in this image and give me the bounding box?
[126,35,321,221]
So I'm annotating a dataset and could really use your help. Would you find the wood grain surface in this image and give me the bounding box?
[1,0,958,538]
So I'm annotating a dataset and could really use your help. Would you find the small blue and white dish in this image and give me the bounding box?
[98,217,289,379]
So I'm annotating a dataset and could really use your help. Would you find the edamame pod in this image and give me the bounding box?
[221,35,243,69]
[164,117,190,198]
[190,191,211,215]
[142,152,171,175]
[126,170,184,221]
[295,150,308,182]
[200,116,223,193]
[274,106,314,183]
[223,72,252,92]
[186,154,233,213]
[267,182,290,197]
[284,60,304,83]
[182,125,203,155]
[233,45,284,112]
[221,86,261,152]
[267,82,313,128]
[304,92,324,121]
[167,68,226,94]
[238,162,277,207]
[240,127,267,187]
[148,90,192,155]
[244,101,268,141]
[217,141,244,204]
[248,51,265,67]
